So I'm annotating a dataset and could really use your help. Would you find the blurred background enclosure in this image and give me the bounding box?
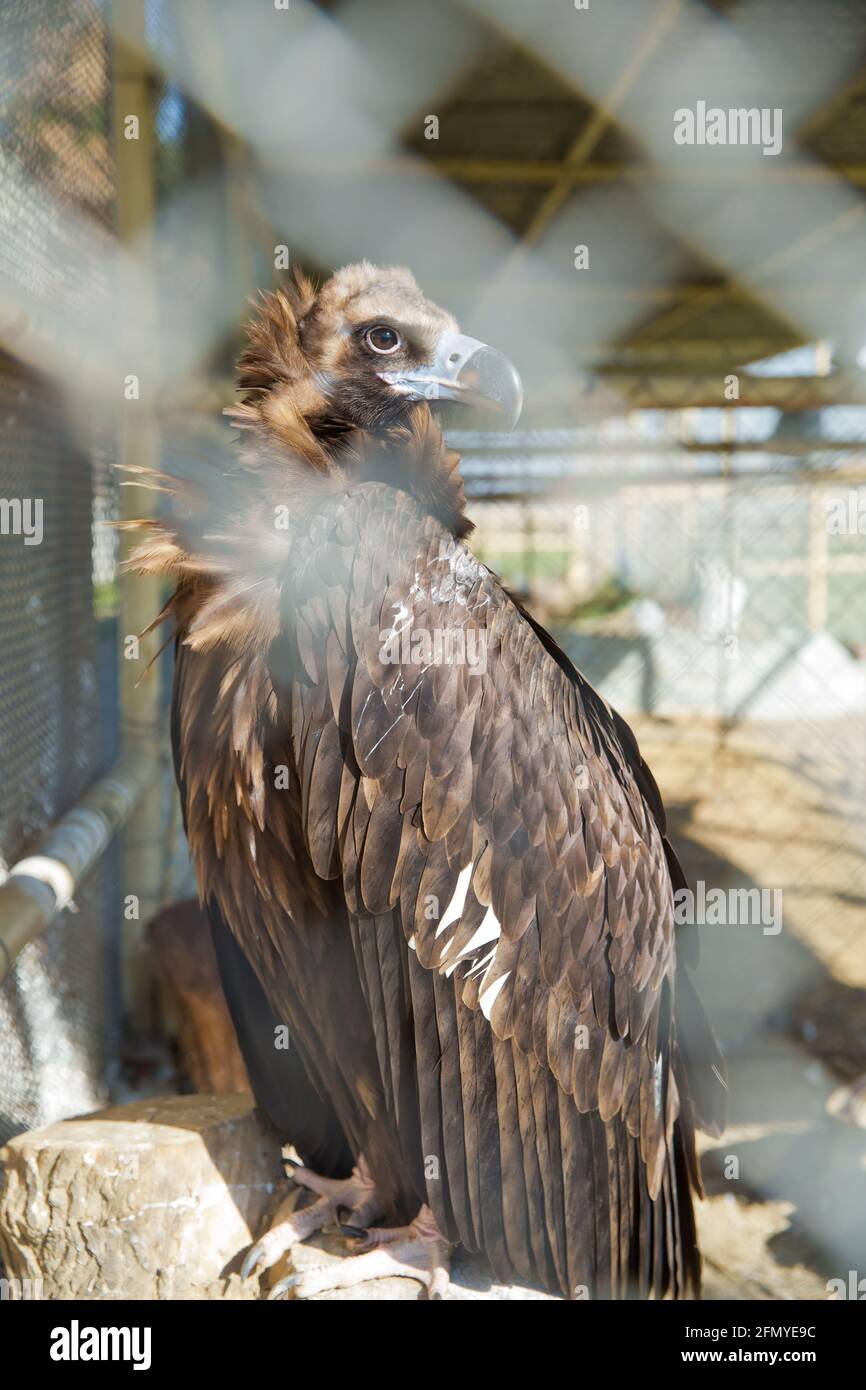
[0,0,864,1297]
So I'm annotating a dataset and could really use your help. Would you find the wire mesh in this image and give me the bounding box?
[0,0,864,1297]
[0,0,118,1143]
[468,431,866,723]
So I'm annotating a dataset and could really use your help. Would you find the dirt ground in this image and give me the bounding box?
[633,713,866,1301]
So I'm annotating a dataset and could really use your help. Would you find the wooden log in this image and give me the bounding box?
[0,1094,284,1299]
[147,899,250,1094]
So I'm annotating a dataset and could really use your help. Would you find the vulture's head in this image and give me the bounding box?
[232,261,523,439]
[131,265,519,646]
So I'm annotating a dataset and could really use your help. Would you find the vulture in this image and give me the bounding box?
[130,262,725,1300]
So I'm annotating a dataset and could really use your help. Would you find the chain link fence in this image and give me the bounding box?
[0,0,864,1297]
[0,0,119,1143]
[0,0,254,1145]
[465,411,866,727]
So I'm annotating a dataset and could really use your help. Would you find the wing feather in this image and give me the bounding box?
[277,480,716,1296]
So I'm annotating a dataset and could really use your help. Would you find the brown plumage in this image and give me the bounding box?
[130,262,725,1298]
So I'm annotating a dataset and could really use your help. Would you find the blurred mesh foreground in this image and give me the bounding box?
[0,3,120,1144]
[0,0,864,1298]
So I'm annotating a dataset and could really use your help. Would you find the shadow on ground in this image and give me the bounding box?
[670,815,866,1293]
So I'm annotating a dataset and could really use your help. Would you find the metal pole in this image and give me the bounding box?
[111,0,167,1025]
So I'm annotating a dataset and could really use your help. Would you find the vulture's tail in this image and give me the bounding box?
[536,1096,701,1299]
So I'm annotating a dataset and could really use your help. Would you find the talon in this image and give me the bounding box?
[278,1203,451,1298]
[241,1244,266,1281]
[428,1261,450,1301]
[240,1155,386,1292]
[268,1274,300,1300]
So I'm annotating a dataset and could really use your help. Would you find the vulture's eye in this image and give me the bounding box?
[364,324,402,354]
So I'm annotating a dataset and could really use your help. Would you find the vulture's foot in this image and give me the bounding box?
[241,1153,382,1284]
[269,1204,451,1300]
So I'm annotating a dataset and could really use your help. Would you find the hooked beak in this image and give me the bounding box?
[378,331,523,430]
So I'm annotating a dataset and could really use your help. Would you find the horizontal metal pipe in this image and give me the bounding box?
[0,749,158,984]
